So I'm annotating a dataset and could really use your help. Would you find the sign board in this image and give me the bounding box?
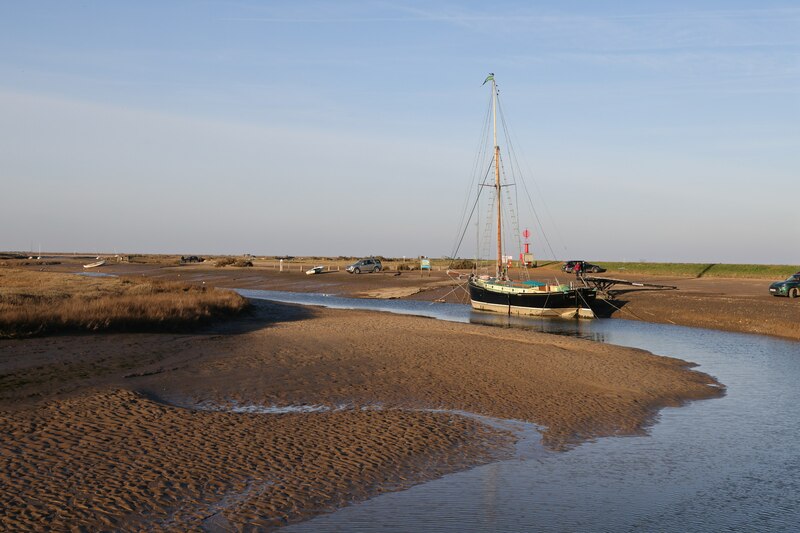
[420,259,431,270]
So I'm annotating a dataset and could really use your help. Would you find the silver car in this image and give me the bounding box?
[346,258,382,274]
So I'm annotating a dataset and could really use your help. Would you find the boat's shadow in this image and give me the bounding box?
[592,298,628,318]
[594,286,677,318]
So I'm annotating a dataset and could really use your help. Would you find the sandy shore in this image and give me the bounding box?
[0,294,722,530]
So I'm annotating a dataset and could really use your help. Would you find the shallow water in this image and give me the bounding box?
[239,290,800,532]
[236,289,471,322]
[75,271,118,278]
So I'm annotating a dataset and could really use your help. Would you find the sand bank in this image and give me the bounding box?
[0,300,721,530]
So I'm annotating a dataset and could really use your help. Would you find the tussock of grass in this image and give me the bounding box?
[0,269,248,338]
[214,257,236,267]
[448,259,476,270]
[214,257,253,267]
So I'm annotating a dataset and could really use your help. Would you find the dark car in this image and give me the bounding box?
[562,260,606,274]
[769,272,800,298]
[346,258,382,274]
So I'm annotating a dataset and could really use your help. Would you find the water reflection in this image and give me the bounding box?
[467,312,608,343]
[75,271,119,278]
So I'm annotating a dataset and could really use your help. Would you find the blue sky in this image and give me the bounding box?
[1,1,798,263]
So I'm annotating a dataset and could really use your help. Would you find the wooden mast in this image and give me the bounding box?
[492,75,502,279]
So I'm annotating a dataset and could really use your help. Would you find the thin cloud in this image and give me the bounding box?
[222,4,800,24]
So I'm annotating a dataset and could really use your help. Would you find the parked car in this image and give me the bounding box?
[562,260,606,274]
[769,272,800,298]
[346,258,382,274]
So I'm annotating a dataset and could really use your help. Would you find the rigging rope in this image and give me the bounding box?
[453,83,581,275]
[497,98,563,262]
[450,158,495,263]
[450,91,493,260]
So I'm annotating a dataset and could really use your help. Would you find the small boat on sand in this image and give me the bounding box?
[305,265,325,275]
[83,260,106,269]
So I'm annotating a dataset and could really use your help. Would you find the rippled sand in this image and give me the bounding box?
[0,389,510,530]
[0,301,722,530]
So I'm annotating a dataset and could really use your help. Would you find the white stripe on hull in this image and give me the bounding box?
[470,299,595,319]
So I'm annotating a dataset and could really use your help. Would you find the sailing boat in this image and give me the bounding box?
[465,74,596,319]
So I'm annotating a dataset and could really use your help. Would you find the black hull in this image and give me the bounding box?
[469,281,596,318]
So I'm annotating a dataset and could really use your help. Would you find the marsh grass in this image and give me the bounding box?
[214,257,253,267]
[0,269,248,338]
[448,259,476,270]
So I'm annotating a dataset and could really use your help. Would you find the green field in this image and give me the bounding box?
[590,262,797,279]
[435,258,797,279]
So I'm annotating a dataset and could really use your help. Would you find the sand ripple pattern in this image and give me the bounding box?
[0,303,723,530]
[0,389,511,531]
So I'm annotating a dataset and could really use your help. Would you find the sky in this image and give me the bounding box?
[1,1,798,263]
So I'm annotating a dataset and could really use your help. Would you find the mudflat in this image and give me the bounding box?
[103,259,799,341]
[603,275,799,340]
[0,274,722,531]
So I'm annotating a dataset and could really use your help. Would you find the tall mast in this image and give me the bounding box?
[492,75,502,279]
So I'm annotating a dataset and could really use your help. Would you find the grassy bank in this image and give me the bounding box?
[432,259,795,279]
[597,262,797,279]
[0,269,248,338]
